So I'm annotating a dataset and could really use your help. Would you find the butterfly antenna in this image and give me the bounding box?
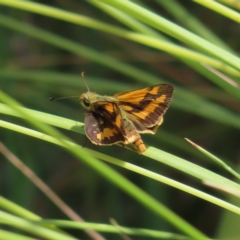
[81,72,90,92]
[50,72,89,101]
[49,96,79,101]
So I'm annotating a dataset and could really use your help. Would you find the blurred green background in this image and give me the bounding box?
[1,0,240,239]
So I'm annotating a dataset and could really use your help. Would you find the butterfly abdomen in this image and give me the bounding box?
[122,117,146,152]
[134,138,146,153]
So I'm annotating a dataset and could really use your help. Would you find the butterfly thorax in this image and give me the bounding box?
[80,92,116,111]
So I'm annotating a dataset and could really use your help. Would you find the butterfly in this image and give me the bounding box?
[78,84,174,153]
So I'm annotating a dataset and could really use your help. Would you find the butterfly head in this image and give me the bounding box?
[79,91,95,110]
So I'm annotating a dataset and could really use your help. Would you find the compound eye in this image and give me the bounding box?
[83,98,90,107]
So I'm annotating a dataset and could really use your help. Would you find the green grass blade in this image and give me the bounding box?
[185,138,240,181]
[194,0,240,23]
[35,220,192,240]
[99,0,240,71]
[0,229,38,240]
[0,196,40,220]
[0,211,77,240]
[157,0,233,51]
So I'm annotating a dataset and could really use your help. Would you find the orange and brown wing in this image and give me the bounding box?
[115,84,174,133]
[84,102,126,145]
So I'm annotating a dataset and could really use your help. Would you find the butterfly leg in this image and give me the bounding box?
[82,138,89,149]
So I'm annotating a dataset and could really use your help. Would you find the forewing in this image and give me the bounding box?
[115,84,174,132]
[84,102,126,145]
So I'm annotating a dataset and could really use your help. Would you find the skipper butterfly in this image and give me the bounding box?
[51,79,174,153]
